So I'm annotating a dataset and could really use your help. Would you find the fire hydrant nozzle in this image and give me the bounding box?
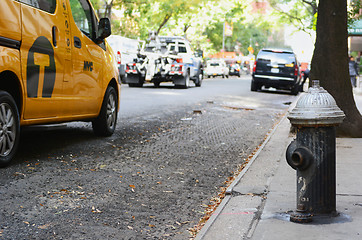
[286,141,314,171]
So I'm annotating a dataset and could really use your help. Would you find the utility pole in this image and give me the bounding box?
[222,21,225,58]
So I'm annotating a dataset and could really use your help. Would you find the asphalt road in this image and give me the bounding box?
[0,75,297,239]
[119,76,295,119]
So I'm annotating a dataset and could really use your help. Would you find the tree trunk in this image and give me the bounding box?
[183,24,190,39]
[310,0,362,137]
[102,0,113,20]
[156,13,172,35]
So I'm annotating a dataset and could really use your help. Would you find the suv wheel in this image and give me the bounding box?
[0,91,20,167]
[291,84,300,95]
[251,79,260,91]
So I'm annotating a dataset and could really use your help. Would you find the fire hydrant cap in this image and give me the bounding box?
[288,80,345,126]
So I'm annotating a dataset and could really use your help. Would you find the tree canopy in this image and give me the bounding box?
[89,0,285,55]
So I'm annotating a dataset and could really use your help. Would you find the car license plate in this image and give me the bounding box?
[271,68,279,73]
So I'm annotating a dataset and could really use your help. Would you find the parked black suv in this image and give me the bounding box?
[251,48,302,95]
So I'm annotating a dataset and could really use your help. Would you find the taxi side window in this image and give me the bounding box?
[69,0,95,40]
[19,0,56,13]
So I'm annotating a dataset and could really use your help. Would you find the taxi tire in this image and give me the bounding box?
[92,86,118,137]
[0,91,20,168]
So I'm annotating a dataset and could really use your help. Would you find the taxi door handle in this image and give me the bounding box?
[74,36,81,48]
[52,26,57,47]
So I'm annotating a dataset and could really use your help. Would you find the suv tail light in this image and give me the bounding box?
[294,64,298,76]
[253,61,257,73]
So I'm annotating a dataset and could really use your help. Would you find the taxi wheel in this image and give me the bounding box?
[0,91,20,167]
[92,86,118,137]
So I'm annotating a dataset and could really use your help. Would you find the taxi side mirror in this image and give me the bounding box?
[96,18,111,44]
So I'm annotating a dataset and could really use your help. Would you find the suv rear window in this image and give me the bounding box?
[257,50,295,65]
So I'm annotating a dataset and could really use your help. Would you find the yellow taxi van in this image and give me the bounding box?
[0,0,121,166]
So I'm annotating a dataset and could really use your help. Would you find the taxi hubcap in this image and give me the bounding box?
[106,94,116,128]
[0,103,16,157]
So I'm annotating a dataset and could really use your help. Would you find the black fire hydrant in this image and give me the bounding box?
[286,80,345,223]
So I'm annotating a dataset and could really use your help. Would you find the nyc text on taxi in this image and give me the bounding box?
[0,0,121,166]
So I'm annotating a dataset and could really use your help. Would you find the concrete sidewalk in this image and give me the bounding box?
[196,92,362,240]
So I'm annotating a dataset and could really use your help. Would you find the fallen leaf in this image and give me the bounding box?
[38,223,51,229]
[129,185,135,188]
[166,225,176,229]
[91,206,102,213]
[149,224,155,228]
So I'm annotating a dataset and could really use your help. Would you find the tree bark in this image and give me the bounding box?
[156,13,172,35]
[310,0,362,137]
[103,0,113,20]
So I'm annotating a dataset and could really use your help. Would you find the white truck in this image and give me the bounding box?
[205,59,230,78]
[125,34,203,88]
[107,35,140,83]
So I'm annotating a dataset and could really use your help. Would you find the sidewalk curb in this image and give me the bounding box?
[195,109,290,240]
[195,93,302,240]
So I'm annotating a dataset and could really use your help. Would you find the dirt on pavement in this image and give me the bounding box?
[0,98,287,239]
